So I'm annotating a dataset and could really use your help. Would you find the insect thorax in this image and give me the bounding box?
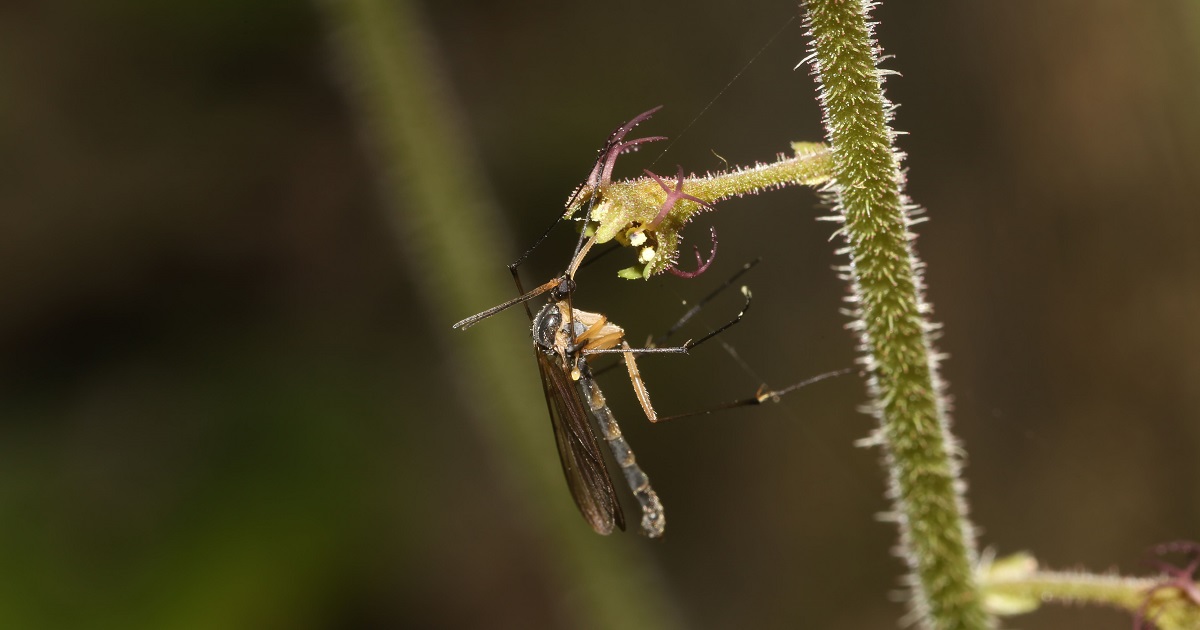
[532,301,585,358]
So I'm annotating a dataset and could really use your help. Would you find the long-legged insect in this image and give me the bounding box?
[530,277,666,537]
[456,232,749,537]
[452,108,749,536]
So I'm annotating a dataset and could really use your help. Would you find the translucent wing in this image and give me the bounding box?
[536,352,625,534]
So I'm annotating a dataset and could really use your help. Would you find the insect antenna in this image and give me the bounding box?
[451,275,565,330]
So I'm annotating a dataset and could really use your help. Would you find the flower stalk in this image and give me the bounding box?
[979,552,1200,629]
[569,134,832,278]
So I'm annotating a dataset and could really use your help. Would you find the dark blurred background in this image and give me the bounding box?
[2,1,1197,628]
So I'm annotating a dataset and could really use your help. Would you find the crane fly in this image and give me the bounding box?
[453,230,753,537]
[451,107,757,536]
[451,108,670,536]
[530,281,663,536]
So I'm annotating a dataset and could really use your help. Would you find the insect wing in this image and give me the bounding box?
[536,352,625,534]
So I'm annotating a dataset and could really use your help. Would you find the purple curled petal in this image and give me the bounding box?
[593,107,666,187]
[611,106,663,144]
[667,227,718,279]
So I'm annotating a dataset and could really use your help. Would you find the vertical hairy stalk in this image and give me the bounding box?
[801,1,990,628]
[317,0,680,628]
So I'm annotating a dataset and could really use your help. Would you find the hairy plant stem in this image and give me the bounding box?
[317,1,680,628]
[985,571,1155,613]
[577,142,833,278]
[801,1,989,628]
[979,554,1200,629]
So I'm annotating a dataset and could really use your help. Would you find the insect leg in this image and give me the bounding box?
[622,341,659,423]
[653,368,852,422]
[582,284,752,357]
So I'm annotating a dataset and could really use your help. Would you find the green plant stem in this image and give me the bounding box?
[584,143,833,244]
[317,1,681,628]
[981,568,1200,629]
[582,143,833,278]
[801,1,989,628]
[986,570,1154,612]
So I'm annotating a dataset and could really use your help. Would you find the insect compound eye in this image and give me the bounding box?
[552,276,576,301]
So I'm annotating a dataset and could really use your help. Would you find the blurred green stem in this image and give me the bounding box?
[802,1,989,628]
[317,0,680,628]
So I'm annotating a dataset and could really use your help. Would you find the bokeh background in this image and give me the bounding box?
[3,1,1198,628]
